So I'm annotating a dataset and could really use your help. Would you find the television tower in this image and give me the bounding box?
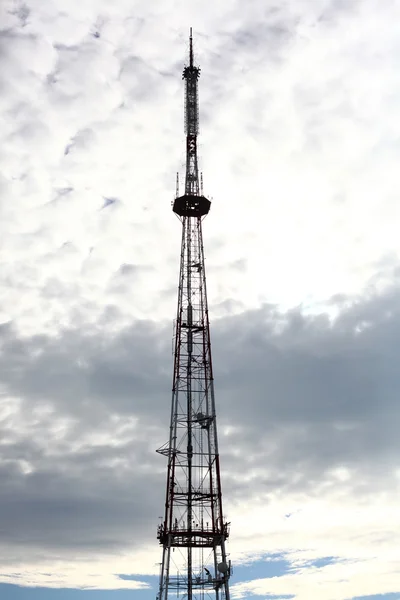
[156,29,231,600]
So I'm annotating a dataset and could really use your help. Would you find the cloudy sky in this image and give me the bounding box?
[1,0,400,599]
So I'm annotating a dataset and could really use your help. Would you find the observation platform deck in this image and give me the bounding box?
[173,194,211,217]
[157,522,229,547]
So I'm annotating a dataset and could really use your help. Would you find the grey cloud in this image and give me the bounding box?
[0,320,170,422]
[0,281,398,558]
[213,294,400,492]
[0,455,161,553]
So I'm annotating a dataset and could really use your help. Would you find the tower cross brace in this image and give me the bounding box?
[156,29,231,600]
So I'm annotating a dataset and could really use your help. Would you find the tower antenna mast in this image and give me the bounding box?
[189,26,194,67]
[156,29,231,600]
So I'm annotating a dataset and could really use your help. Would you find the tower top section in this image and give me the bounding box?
[183,27,200,80]
[173,28,210,218]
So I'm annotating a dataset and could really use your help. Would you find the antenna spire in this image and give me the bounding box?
[189,27,194,67]
[176,28,202,198]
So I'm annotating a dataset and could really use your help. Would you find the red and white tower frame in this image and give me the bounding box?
[156,29,231,600]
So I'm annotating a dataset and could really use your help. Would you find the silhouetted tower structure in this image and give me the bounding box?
[156,30,231,600]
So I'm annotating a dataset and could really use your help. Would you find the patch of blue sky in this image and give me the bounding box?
[354,595,400,600]
[306,556,337,569]
[232,554,291,581]
[0,583,154,600]
[230,552,344,581]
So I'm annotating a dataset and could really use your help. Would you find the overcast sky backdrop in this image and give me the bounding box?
[0,1,399,600]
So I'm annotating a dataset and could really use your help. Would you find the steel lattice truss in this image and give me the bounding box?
[156,30,231,600]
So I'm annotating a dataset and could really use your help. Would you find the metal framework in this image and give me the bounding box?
[156,29,231,600]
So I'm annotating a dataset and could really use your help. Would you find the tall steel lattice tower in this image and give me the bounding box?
[156,29,231,600]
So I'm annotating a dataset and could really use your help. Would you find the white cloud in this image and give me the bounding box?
[229,493,400,600]
[1,0,400,333]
